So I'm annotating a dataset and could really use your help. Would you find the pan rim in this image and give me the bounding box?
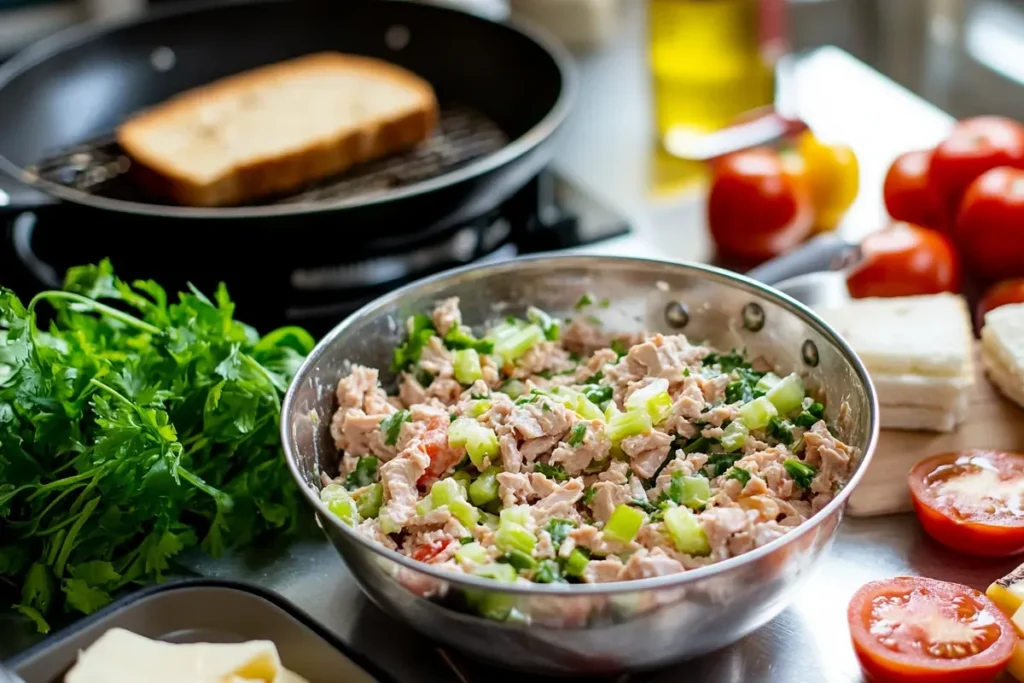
[0,0,576,219]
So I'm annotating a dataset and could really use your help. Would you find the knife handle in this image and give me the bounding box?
[746,233,860,285]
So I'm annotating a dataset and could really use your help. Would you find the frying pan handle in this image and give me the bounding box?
[0,183,62,289]
[745,233,860,286]
[0,182,59,216]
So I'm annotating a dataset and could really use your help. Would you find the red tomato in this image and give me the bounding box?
[909,450,1024,557]
[416,416,464,488]
[846,222,961,299]
[978,279,1024,326]
[883,149,947,230]
[707,148,814,264]
[848,576,1017,683]
[929,116,1024,221]
[411,537,455,563]
[952,166,1024,282]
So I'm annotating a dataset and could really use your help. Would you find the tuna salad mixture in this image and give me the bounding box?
[320,298,856,585]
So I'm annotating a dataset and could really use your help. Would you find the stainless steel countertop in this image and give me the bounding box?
[4,5,1016,683]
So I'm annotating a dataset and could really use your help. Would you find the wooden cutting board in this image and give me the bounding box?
[848,345,1024,517]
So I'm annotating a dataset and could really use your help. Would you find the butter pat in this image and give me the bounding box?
[65,628,304,683]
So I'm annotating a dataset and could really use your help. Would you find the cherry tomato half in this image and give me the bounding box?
[707,148,814,265]
[952,166,1024,283]
[909,450,1024,557]
[846,222,961,299]
[884,149,947,230]
[848,576,1017,683]
[929,116,1024,222]
[978,279,1024,327]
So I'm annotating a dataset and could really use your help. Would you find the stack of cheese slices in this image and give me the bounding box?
[982,302,1024,410]
[815,293,974,432]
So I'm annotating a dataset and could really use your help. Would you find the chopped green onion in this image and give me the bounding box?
[472,563,518,583]
[682,436,711,454]
[379,411,410,447]
[568,422,587,447]
[495,522,537,555]
[453,348,484,385]
[545,519,576,547]
[321,485,361,527]
[582,487,597,506]
[766,373,805,415]
[493,323,545,362]
[469,467,500,506]
[533,559,563,584]
[456,542,489,565]
[607,409,653,443]
[345,456,380,489]
[574,293,594,310]
[704,453,741,478]
[500,379,526,399]
[784,458,818,489]
[739,396,778,430]
[583,384,613,405]
[720,421,749,453]
[391,314,436,372]
[354,483,384,519]
[610,339,629,358]
[726,467,751,487]
[767,416,794,445]
[526,306,561,341]
[535,462,569,481]
[502,549,537,571]
[450,499,481,528]
[664,506,711,556]
[604,503,646,543]
[794,401,826,427]
[500,505,531,527]
[564,548,590,577]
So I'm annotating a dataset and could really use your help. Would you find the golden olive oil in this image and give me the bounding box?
[648,0,777,140]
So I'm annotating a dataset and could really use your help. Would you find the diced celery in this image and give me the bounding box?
[431,478,465,507]
[767,373,805,415]
[754,372,781,394]
[504,549,537,571]
[575,394,606,422]
[452,470,472,495]
[607,409,653,443]
[495,522,537,555]
[448,417,476,448]
[664,506,711,556]
[720,421,749,453]
[465,426,499,469]
[678,475,711,510]
[454,348,483,385]
[481,512,500,530]
[321,485,361,527]
[564,549,589,577]
[647,392,673,424]
[470,400,492,417]
[456,541,488,565]
[469,468,500,506]
[493,324,545,362]
[526,306,561,341]
[604,402,622,421]
[500,379,526,399]
[450,499,481,528]
[354,483,383,519]
[604,504,646,543]
[500,505,531,527]
[739,396,778,430]
[625,378,670,415]
[473,563,518,583]
[378,512,401,535]
[415,498,434,516]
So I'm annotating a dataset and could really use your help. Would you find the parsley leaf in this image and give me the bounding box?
[610,339,629,358]
[767,416,794,445]
[704,452,742,478]
[443,325,494,354]
[545,519,576,547]
[535,463,569,482]
[582,487,596,506]
[574,294,594,311]
[582,385,613,405]
[0,260,308,631]
[345,457,379,490]
[391,314,436,372]
[726,467,751,486]
[567,422,587,447]
[794,402,826,428]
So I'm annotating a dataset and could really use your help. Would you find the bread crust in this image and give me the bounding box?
[116,52,439,207]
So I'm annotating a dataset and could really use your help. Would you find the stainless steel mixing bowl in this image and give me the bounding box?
[281,255,879,675]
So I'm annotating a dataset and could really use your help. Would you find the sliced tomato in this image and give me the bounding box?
[909,450,1024,557]
[848,576,1017,683]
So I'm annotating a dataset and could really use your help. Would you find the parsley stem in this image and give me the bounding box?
[28,291,161,336]
[53,497,99,577]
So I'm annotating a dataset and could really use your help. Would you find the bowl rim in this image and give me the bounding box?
[281,254,880,596]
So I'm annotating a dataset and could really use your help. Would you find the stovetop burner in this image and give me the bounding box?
[1,170,631,334]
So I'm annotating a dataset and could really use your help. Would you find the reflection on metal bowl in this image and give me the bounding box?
[281,255,879,675]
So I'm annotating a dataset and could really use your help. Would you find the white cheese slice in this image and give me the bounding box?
[816,293,973,378]
[65,628,286,683]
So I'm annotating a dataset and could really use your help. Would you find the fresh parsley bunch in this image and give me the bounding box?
[0,261,312,631]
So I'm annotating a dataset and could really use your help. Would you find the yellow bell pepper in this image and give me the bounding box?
[797,130,859,233]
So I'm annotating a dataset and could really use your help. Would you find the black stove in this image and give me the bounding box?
[0,170,631,335]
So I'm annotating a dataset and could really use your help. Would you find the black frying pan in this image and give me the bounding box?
[0,0,573,292]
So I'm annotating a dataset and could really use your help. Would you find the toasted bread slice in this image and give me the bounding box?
[982,303,1024,409]
[116,52,439,207]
